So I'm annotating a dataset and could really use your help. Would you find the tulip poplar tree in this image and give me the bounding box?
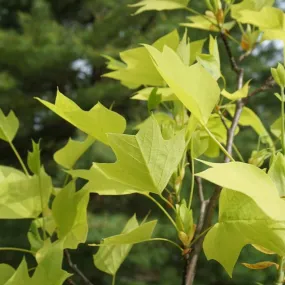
[0,0,285,285]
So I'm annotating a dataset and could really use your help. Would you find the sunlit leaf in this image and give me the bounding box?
[92,215,156,276]
[231,0,274,19]
[104,30,179,88]
[0,110,19,143]
[145,45,220,124]
[0,168,52,219]
[27,140,41,175]
[69,117,185,195]
[203,190,285,276]
[52,182,89,249]
[36,90,126,145]
[221,80,251,101]
[195,160,284,218]
[177,30,190,65]
[131,87,177,101]
[54,136,95,169]
[129,0,189,15]
[181,15,235,32]
[148,88,162,113]
[4,259,30,285]
[189,38,206,65]
[252,244,276,255]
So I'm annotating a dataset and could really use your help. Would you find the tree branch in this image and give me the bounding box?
[64,249,95,285]
[184,31,245,285]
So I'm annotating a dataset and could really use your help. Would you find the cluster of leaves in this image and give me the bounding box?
[1,0,285,284]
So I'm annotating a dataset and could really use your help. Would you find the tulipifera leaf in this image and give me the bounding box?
[0,110,19,143]
[0,168,52,219]
[52,182,89,249]
[4,259,30,285]
[54,135,95,169]
[231,0,274,19]
[27,140,41,175]
[197,36,221,80]
[147,88,161,113]
[69,117,185,195]
[221,80,251,101]
[104,30,179,88]
[145,45,220,124]
[177,30,190,65]
[242,261,279,270]
[92,215,157,276]
[129,0,189,15]
[203,190,285,276]
[36,89,126,145]
[0,264,15,285]
[132,87,177,101]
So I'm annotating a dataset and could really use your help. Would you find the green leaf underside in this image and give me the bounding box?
[36,90,126,145]
[145,45,220,124]
[69,117,185,195]
[54,136,95,169]
[204,189,285,276]
[52,182,89,249]
[93,215,157,276]
[27,140,41,175]
[268,153,285,197]
[0,168,52,219]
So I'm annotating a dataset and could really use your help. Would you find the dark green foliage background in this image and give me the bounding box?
[0,0,282,284]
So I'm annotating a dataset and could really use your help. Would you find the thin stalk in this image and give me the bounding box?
[233,143,245,162]
[144,238,183,252]
[281,88,285,155]
[188,145,195,209]
[184,7,217,27]
[38,173,47,240]
[203,125,235,162]
[276,255,285,285]
[0,247,35,256]
[112,274,116,285]
[145,194,178,231]
[8,141,29,175]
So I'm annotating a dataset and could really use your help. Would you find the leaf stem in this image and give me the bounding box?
[145,238,183,252]
[281,88,285,155]
[276,255,285,285]
[0,247,35,256]
[203,125,235,162]
[8,141,29,175]
[145,194,178,231]
[112,274,116,285]
[159,194,176,211]
[188,146,195,209]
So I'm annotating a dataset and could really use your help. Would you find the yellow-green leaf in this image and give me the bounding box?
[54,136,95,169]
[104,30,179,88]
[131,87,177,101]
[145,45,220,124]
[68,117,185,195]
[221,80,251,101]
[36,90,126,145]
[0,110,19,142]
[129,0,189,15]
[52,182,89,249]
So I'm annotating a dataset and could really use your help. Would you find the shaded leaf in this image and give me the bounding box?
[252,244,276,255]
[132,87,177,101]
[27,140,41,175]
[221,80,251,101]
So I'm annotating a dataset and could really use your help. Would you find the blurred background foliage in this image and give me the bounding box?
[0,0,283,284]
